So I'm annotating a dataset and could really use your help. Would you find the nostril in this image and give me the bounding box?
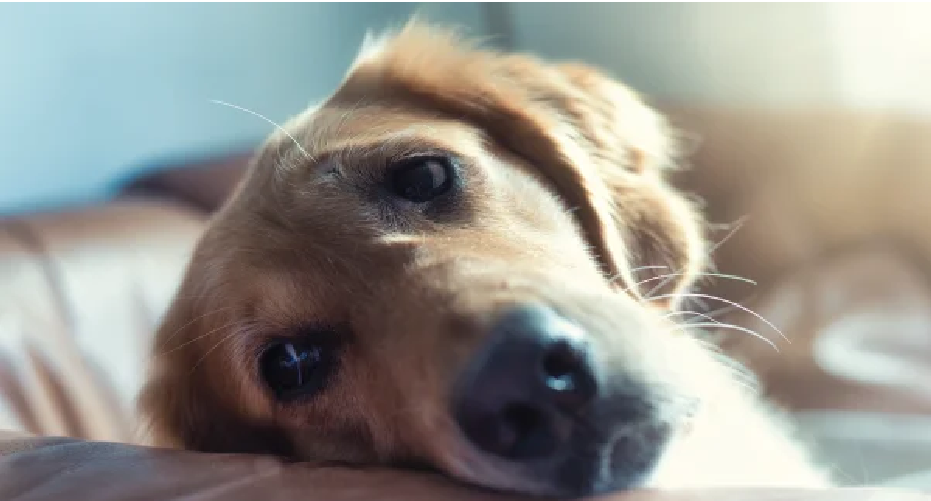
[541,339,597,410]
[542,340,583,390]
[498,404,557,459]
[458,402,558,461]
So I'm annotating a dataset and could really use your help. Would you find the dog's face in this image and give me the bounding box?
[140,24,720,497]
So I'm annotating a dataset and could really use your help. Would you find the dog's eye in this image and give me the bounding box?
[260,341,334,401]
[389,156,453,203]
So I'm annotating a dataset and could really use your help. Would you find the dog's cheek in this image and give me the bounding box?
[288,417,387,464]
[139,360,296,456]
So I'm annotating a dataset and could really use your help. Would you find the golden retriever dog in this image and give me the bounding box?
[139,21,830,497]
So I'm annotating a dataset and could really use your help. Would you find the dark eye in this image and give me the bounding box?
[388,156,453,203]
[260,341,334,401]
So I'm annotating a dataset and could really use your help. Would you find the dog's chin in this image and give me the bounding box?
[442,422,674,498]
[592,423,674,494]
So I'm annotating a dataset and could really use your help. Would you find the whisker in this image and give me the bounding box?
[620,271,757,295]
[160,305,237,344]
[663,310,726,327]
[162,319,244,356]
[642,272,675,303]
[209,99,311,160]
[627,265,670,275]
[670,322,779,352]
[706,214,751,257]
[666,310,732,346]
[189,325,252,374]
[699,272,755,285]
[643,214,751,298]
[649,292,790,344]
[689,296,711,311]
[608,265,669,285]
[699,303,742,319]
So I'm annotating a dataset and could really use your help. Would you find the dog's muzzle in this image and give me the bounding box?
[451,304,673,496]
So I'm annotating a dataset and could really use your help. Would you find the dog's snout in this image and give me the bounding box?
[452,305,598,461]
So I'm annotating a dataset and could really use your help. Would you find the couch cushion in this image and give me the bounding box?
[0,198,206,442]
[0,436,923,501]
[659,106,931,305]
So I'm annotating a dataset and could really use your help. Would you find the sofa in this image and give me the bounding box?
[1,105,930,499]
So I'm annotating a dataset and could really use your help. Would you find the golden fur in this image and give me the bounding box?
[139,21,830,495]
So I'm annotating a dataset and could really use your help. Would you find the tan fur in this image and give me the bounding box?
[139,21,830,493]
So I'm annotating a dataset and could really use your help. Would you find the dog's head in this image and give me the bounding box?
[140,23,722,497]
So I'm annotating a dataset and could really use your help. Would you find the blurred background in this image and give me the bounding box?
[2,2,931,490]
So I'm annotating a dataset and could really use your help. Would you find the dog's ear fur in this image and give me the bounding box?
[555,62,708,305]
[339,23,706,307]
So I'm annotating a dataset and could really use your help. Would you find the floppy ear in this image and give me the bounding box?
[137,277,293,456]
[339,24,706,307]
[554,62,708,306]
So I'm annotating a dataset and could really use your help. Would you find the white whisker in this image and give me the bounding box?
[190,326,247,374]
[160,305,236,343]
[670,322,779,352]
[628,265,670,275]
[663,310,726,326]
[163,319,242,355]
[649,292,789,344]
[706,214,751,257]
[609,265,669,284]
[620,271,757,295]
[643,214,751,298]
[209,99,311,160]
[700,303,742,320]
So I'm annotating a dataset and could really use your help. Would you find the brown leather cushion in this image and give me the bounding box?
[0,435,923,501]
[122,152,253,212]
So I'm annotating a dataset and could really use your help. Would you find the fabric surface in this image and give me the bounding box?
[0,435,924,501]
[0,199,205,443]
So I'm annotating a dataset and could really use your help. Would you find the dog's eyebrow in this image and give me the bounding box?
[314,136,461,167]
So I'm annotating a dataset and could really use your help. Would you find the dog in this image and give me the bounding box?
[139,21,831,497]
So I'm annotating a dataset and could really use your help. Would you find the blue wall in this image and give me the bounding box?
[505,4,838,107]
[0,3,488,215]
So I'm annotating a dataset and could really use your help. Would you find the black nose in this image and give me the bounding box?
[453,305,598,461]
